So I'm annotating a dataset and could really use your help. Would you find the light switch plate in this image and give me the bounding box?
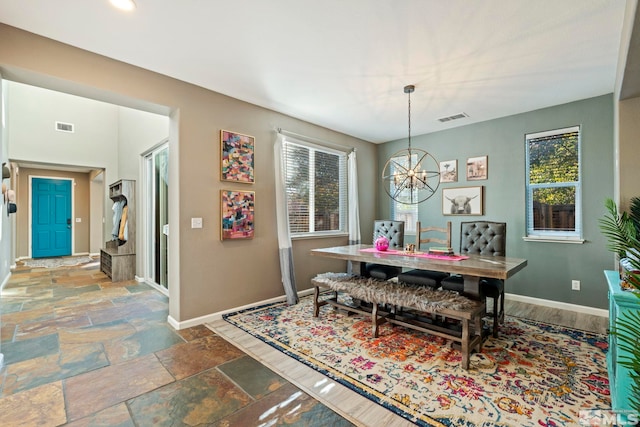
[191,217,203,229]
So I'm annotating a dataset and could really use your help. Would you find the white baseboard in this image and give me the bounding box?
[0,353,4,371]
[0,271,11,291]
[167,288,316,330]
[505,293,609,317]
[166,289,609,330]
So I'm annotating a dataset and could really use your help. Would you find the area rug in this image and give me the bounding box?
[223,294,610,427]
[22,256,95,269]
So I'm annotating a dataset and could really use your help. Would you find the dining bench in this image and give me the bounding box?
[311,272,485,369]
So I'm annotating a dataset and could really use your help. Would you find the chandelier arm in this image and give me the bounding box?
[389,158,410,174]
[413,176,428,186]
[382,171,397,180]
[423,182,438,194]
[391,184,406,200]
[415,151,429,166]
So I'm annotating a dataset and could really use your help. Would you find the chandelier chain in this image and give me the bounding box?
[408,89,411,152]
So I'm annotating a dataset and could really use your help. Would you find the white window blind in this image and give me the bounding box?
[282,138,347,237]
[525,126,581,239]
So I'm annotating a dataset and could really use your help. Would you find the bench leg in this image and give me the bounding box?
[461,318,470,370]
[372,303,379,337]
[474,313,483,353]
[313,286,320,317]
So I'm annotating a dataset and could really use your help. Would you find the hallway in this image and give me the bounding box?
[0,258,353,426]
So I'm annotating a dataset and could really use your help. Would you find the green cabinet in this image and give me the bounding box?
[605,269,639,413]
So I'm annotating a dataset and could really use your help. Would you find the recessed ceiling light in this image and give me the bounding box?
[110,0,136,11]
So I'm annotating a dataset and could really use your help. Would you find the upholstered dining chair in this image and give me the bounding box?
[365,220,405,279]
[397,221,452,288]
[440,221,506,338]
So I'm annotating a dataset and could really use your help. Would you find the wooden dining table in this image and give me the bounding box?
[310,244,528,300]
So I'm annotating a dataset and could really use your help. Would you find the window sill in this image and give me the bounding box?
[291,232,349,241]
[522,236,585,244]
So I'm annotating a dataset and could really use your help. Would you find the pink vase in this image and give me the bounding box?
[375,236,389,251]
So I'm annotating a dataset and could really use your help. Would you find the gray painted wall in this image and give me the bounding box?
[378,94,615,309]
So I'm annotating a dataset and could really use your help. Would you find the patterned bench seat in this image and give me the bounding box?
[311,272,485,369]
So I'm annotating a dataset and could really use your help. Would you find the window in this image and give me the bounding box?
[389,155,418,233]
[525,126,581,240]
[282,138,347,237]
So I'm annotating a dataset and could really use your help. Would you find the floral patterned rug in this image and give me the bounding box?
[223,294,610,427]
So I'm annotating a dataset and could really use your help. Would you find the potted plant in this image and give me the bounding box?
[599,197,640,412]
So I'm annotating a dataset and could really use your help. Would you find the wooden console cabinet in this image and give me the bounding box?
[100,180,136,281]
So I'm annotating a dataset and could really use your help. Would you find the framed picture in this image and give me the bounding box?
[442,186,484,215]
[439,159,458,183]
[221,190,255,240]
[466,155,488,180]
[221,130,255,183]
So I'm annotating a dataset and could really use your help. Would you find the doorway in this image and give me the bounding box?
[31,177,72,258]
[143,142,169,293]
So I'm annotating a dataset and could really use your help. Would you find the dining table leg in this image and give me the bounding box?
[349,260,364,276]
[462,274,482,300]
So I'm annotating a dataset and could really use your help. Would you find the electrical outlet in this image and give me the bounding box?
[572,280,581,291]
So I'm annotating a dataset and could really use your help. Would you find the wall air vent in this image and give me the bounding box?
[55,121,75,133]
[438,112,469,123]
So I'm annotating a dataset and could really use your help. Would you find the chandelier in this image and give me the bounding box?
[382,85,440,204]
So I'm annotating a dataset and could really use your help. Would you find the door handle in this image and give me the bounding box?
[67,218,71,229]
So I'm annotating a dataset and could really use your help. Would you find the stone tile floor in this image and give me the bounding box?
[0,258,354,426]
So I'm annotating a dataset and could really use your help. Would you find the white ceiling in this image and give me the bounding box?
[0,0,630,143]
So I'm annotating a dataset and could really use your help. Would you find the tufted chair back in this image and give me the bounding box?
[373,220,405,249]
[459,221,506,256]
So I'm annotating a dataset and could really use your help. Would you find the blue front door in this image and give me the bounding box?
[32,178,72,258]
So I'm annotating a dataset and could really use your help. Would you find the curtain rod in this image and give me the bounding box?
[277,128,355,153]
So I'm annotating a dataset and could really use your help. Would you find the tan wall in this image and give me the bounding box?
[618,97,640,211]
[0,24,377,323]
[15,168,90,257]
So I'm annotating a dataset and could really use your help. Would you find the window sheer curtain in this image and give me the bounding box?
[274,135,359,302]
[274,134,299,305]
[348,150,361,273]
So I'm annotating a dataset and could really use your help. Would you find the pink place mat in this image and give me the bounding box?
[359,247,468,261]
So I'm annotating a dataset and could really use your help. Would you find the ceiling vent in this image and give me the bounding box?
[438,112,469,123]
[55,121,75,133]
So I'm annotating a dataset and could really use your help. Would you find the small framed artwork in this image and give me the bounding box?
[442,186,484,216]
[221,190,255,240]
[221,130,255,183]
[439,159,458,183]
[466,155,488,180]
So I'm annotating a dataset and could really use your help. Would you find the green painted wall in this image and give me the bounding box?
[378,94,615,309]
